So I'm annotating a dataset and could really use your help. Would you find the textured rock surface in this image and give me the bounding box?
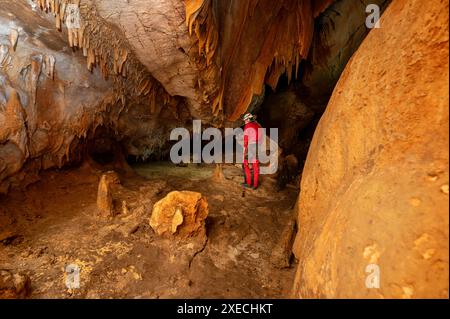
[0,1,112,192]
[0,269,31,299]
[150,191,208,240]
[99,0,334,122]
[96,171,120,217]
[292,0,449,298]
[299,0,391,111]
[0,0,188,193]
[94,0,219,120]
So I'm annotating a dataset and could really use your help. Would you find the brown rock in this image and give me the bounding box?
[96,172,119,217]
[292,0,449,298]
[270,218,296,269]
[0,270,31,299]
[149,191,209,240]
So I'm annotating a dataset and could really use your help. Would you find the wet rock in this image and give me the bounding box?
[0,270,31,299]
[149,191,209,240]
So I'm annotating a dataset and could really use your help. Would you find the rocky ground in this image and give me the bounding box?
[0,162,298,298]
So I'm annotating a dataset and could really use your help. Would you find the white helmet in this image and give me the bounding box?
[243,113,255,122]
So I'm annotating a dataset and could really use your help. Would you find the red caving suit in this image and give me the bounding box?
[243,121,262,188]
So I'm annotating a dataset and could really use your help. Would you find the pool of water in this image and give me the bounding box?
[132,162,215,180]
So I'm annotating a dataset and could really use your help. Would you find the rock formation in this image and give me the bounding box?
[96,171,120,217]
[292,0,449,298]
[0,270,31,299]
[150,191,209,240]
[0,0,189,193]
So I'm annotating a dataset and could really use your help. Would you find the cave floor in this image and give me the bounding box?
[0,162,298,298]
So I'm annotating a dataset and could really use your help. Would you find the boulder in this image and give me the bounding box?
[292,0,449,298]
[150,191,208,240]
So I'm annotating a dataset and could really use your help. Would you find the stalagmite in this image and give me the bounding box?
[212,164,225,182]
[97,174,114,217]
[44,55,56,79]
[9,29,19,52]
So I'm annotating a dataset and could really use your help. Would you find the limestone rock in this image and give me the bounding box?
[0,270,31,299]
[97,172,118,217]
[292,0,449,298]
[150,191,208,240]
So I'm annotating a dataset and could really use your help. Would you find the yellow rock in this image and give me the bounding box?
[149,191,208,240]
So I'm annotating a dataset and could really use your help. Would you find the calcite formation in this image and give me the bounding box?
[1,0,340,192]
[0,0,187,193]
[185,0,334,120]
[0,270,31,299]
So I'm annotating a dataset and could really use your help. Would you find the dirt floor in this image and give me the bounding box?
[0,161,299,298]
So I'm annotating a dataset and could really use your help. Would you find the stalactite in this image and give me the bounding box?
[0,45,10,68]
[26,55,43,135]
[29,0,180,124]
[185,0,220,115]
[43,55,56,80]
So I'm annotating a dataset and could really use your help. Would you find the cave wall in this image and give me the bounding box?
[96,0,337,123]
[0,0,188,193]
[299,0,391,112]
[0,0,113,193]
[292,0,449,298]
[93,0,220,121]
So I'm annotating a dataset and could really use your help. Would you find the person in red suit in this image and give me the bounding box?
[242,113,262,189]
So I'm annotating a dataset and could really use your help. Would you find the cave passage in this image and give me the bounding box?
[1,0,448,300]
[0,0,387,299]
